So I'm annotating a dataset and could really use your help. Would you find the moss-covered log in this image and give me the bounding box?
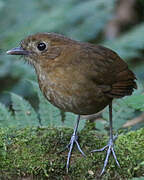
[0,127,144,180]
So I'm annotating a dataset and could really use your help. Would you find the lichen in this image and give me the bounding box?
[0,127,143,180]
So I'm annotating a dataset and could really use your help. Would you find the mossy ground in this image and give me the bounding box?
[0,126,144,180]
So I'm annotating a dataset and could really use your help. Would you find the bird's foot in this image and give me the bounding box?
[65,133,86,173]
[91,135,120,175]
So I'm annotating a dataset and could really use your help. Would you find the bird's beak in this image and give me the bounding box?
[6,47,29,56]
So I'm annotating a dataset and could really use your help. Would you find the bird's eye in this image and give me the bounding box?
[37,42,47,51]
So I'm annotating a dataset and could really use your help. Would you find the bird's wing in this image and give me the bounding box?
[79,44,137,98]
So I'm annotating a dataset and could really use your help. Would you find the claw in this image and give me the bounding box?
[91,145,108,153]
[58,115,85,172]
[91,138,120,175]
[66,133,86,173]
[91,102,120,175]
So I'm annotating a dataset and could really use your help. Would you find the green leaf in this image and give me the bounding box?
[104,23,144,60]
[95,119,107,134]
[102,98,135,130]
[124,95,144,111]
[0,103,13,127]
[11,93,39,128]
[130,177,144,180]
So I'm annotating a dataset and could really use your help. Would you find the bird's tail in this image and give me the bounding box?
[107,68,137,98]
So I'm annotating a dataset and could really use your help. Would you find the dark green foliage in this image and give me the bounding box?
[104,23,144,60]
[131,177,144,180]
[102,99,136,131]
[11,92,39,127]
[104,23,144,77]
[96,83,144,133]
[125,94,144,111]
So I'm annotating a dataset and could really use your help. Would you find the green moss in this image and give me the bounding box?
[0,127,143,180]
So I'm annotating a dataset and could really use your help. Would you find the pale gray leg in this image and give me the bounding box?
[66,115,86,172]
[91,101,120,175]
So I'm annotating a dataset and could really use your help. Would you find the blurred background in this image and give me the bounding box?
[0,0,144,130]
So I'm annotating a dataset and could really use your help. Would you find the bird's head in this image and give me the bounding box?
[7,33,75,66]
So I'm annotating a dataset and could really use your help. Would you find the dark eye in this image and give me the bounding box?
[37,42,46,51]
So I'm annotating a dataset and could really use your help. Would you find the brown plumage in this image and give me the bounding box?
[7,33,137,175]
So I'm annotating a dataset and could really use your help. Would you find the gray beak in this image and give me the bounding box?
[7,47,29,56]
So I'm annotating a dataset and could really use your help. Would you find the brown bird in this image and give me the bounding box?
[7,33,137,175]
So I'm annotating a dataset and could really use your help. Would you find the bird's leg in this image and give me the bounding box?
[65,115,86,172]
[91,101,120,175]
